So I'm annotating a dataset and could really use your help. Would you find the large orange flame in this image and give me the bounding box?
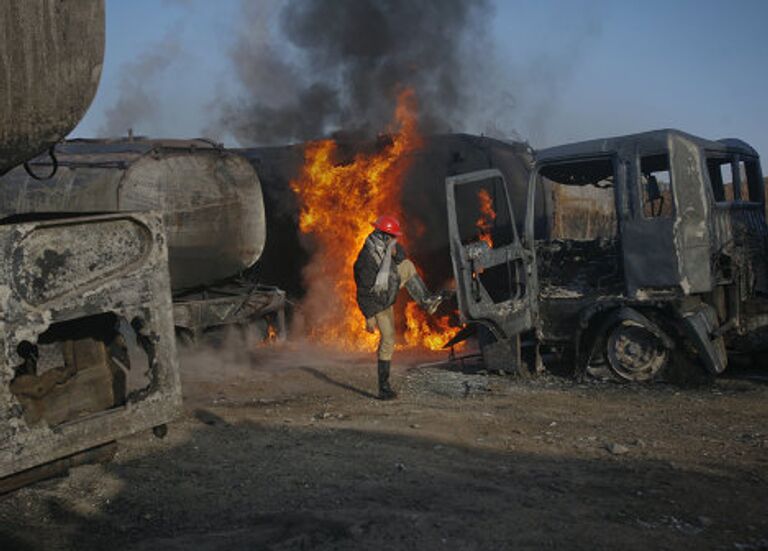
[290,88,461,352]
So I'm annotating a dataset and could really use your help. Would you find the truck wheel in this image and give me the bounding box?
[605,320,669,382]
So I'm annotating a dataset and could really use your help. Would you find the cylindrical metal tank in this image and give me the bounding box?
[0,1,105,174]
[0,139,266,291]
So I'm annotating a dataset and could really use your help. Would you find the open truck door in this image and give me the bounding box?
[446,169,538,373]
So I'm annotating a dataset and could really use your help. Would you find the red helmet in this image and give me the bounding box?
[372,215,402,236]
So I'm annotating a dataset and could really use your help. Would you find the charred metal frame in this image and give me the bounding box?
[446,169,537,372]
[173,283,287,341]
[0,212,181,480]
[449,129,767,378]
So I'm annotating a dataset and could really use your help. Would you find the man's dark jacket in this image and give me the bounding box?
[353,230,406,319]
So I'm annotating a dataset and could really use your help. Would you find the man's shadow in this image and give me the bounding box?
[299,366,379,399]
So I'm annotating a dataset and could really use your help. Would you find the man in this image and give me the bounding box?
[353,215,445,400]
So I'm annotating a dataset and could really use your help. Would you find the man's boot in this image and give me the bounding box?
[377,359,397,400]
[405,274,446,315]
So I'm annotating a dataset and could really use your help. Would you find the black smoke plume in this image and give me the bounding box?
[218,0,493,145]
[99,29,183,137]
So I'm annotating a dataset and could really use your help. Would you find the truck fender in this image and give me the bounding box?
[678,303,728,374]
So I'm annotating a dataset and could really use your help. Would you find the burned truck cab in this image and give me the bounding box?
[448,129,767,381]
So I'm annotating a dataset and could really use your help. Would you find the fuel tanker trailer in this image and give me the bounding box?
[0,138,287,342]
[0,1,181,492]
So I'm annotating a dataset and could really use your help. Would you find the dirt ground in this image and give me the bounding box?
[1,338,767,551]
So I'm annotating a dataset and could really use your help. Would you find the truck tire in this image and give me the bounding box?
[604,319,669,382]
[598,312,712,386]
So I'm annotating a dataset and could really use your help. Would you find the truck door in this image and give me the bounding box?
[446,169,537,365]
[620,149,679,295]
[621,135,712,295]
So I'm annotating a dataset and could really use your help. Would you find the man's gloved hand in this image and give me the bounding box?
[365,317,376,333]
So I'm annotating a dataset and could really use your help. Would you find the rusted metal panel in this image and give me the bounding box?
[0,140,266,291]
[0,212,181,480]
[12,218,152,304]
[669,133,712,294]
[0,1,104,174]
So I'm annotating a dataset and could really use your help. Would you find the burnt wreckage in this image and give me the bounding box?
[448,129,767,381]
[0,1,181,492]
[0,139,287,342]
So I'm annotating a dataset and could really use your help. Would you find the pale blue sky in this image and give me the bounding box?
[74,0,768,169]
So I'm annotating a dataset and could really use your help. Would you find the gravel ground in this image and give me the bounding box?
[1,342,766,550]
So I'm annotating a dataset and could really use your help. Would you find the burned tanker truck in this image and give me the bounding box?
[0,139,287,343]
[0,1,181,492]
[238,133,535,302]
[448,129,768,382]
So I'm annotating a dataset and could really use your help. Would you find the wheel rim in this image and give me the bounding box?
[606,321,668,382]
